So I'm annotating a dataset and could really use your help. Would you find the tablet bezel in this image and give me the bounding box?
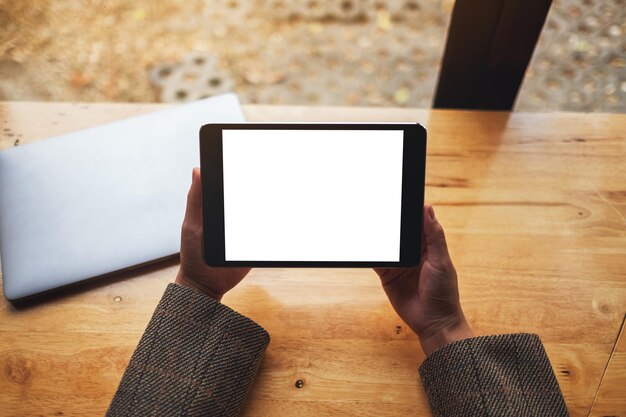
[200,123,426,268]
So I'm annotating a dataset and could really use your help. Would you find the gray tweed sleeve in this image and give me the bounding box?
[106,283,270,417]
[419,333,568,417]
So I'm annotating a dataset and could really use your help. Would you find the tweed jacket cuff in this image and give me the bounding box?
[107,283,270,417]
[419,333,568,417]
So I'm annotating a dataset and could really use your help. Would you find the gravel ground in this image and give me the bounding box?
[0,0,623,112]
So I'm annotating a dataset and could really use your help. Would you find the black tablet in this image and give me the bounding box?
[199,123,426,268]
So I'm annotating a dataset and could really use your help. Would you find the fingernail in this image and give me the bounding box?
[427,205,436,221]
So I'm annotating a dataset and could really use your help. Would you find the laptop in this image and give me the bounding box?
[0,94,246,301]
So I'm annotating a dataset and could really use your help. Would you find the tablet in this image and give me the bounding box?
[199,123,426,268]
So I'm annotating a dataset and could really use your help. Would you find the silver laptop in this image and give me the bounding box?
[0,94,245,300]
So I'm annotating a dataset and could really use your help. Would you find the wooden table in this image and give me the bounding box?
[1,102,625,417]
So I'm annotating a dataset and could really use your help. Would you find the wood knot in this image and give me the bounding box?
[4,354,33,385]
[592,299,614,316]
[557,364,575,381]
[113,296,122,303]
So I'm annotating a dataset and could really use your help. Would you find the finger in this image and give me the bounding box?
[423,204,451,265]
[183,167,203,228]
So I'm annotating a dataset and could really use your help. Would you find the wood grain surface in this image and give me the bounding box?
[590,316,626,416]
[1,102,625,416]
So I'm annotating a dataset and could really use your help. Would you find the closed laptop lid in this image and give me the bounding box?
[0,94,246,300]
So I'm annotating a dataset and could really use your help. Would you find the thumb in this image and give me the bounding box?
[183,167,203,227]
[423,205,451,265]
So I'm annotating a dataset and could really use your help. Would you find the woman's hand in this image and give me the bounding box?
[175,168,250,301]
[374,205,473,355]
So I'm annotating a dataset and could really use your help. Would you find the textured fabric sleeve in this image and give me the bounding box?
[419,333,568,417]
[106,283,270,417]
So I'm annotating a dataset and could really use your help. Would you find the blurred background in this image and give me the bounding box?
[0,0,624,112]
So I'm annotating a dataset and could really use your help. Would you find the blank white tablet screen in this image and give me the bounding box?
[222,129,404,261]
